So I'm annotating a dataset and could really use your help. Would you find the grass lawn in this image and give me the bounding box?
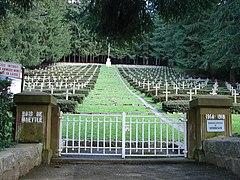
[62,65,239,146]
[63,66,185,143]
[77,65,153,114]
[232,114,240,135]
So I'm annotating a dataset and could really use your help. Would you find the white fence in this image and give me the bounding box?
[59,112,188,158]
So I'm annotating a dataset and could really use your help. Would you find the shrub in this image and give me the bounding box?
[162,100,240,114]
[162,100,189,113]
[231,103,240,114]
[0,79,14,150]
[57,99,77,113]
[54,94,85,103]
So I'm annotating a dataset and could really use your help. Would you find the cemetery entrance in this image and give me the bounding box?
[58,113,187,158]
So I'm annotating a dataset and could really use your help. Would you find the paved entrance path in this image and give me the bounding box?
[21,162,238,180]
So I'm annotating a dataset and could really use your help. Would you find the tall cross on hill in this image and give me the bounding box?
[106,43,111,67]
[108,43,110,59]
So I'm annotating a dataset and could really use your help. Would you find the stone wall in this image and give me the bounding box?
[0,143,42,180]
[203,137,240,176]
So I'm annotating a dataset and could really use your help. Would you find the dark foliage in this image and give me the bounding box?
[0,79,14,150]
[57,99,77,113]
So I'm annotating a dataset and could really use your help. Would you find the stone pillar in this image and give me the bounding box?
[13,92,60,164]
[187,95,232,161]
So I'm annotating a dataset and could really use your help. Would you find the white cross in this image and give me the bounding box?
[72,85,76,94]
[231,87,234,96]
[51,85,54,94]
[138,81,141,87]
[40,83,44,92]
[142,80,147,89]
[174,85,180,95]
[154,83,160,96]
[213,82,218,90]
[182,81,185,89]
[147,80,151,91]
[187,89,194,101]
[32,83,36,89]
[193,85,200,95]
[210,88,217,95]
[65,83,68,89]
[163,82,170,101]
[64,89,71,100]
[27,86,32,92]
[233,89,239,103]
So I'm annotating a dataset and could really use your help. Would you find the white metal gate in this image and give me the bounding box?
[59,112,187,158]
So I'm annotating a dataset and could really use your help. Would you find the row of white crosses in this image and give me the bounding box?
[24,64,100,100]
[225,82,239,103]
[120,65,240,103]
[119,66,207,101]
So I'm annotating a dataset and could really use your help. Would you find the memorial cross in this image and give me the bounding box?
[187,89,194,101]
[51,85,54,94]
[154,83,160,96]
[138,81,141,87]
[233,89,239,103]
[48,80,51,89]
[174,85,180,95]
[77,83,81,89]
[190,82,193,87]
[163,82,170,101]
[64,89,71,100]
[231,87,234,96]
[32,82,36,90]
[59,81,63,90]
[213,83,218,90]
[147,80,151,91]
[73,85,76,94]
[40,83,44,92]
[210,89,217,95]
[181,81,185,90]
[193,85,200,95]
[27,86,32,92]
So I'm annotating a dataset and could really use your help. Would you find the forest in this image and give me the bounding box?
[0,0,239,82]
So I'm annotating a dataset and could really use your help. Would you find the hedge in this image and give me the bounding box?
[57,99,77,113]
[162,100,240,114]
[54,94,85,103]
[231,103,240,114]
[162,100,189,113]
[0,79,14,150]
[43,89,90,96]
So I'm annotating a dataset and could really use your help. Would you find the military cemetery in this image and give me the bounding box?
[0,0,240,179]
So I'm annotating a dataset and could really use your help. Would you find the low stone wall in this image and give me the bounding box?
[203,137,240,176]
[0,143,42,180]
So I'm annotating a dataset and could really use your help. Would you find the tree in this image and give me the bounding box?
[1,0,218,40]
[0,0,71,67]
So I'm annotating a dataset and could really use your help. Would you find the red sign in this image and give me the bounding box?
[0,61,22,79]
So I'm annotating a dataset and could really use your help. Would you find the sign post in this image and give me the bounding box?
[0,61,22,94]
[187,95,232,160]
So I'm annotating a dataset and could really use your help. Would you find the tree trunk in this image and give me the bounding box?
[230,68,236,84]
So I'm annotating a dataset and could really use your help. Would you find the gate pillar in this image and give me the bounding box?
[13,92,60,164]
[187,95,232,161]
